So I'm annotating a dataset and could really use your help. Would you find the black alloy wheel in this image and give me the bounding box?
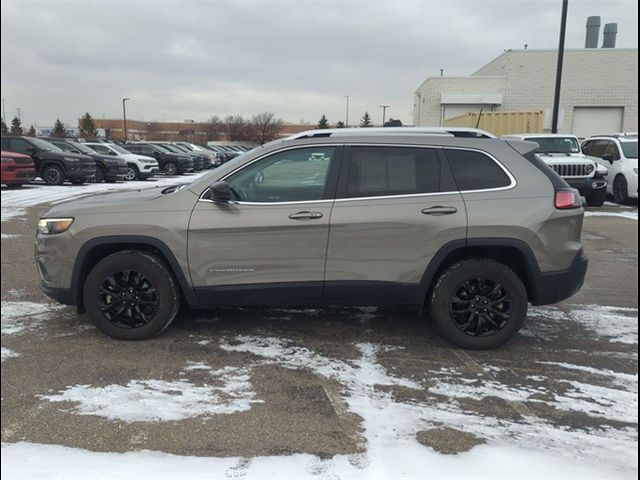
[449,277,511,337]
[99,270,159,328]
[613,175,629,204]
[165,162,178,175]
[42,165,64,185]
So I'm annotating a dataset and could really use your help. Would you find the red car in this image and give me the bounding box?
[1,150,37,187]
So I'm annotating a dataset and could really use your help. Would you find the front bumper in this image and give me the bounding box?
[531,250,589,306]
[39,282,76,306]
[1,167,37,185]
[67,164,96,181]
[565,177,607,197]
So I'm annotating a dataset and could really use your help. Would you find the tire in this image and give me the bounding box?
[429,258,528,350]
[613,175,630,205]
[41,165,65,186]
[164,162,178,176]
[83,250,180,340]
[94,166,106,183]
[123,165,139,181]
[586,188,606,207]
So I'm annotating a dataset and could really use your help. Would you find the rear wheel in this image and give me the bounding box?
[83,251,180,340]
[41,165,65,185]
[613,175,630,204]
[164,162,178,176]
[586,188,606,207]
[429,258,528,350]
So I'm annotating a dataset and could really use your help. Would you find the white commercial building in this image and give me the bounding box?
[413,48,638,137]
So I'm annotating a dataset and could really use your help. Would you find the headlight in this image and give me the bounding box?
[37,218,74,235]
[139,158,156,164]
[63,157,80,163]
[585,164,594,174]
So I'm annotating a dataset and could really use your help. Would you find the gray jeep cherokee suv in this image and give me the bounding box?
[35,129,588,349]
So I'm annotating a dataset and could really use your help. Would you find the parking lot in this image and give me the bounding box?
[1,177,638,479]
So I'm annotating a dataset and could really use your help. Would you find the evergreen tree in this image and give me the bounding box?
[336,121,346,129]
[52,118,66,138]
[26,125,36,137]
[78,112,97,138]
[359,112,373,128]
[1,118,8,134]
[10,116,23,135]
[317,114,330,129]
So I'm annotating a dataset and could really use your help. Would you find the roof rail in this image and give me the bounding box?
[287,127,496,140]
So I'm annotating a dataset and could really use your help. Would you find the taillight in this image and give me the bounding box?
[555,189,582,210]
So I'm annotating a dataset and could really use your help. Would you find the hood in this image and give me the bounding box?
[43,185,195,217]
[536,152,595,163]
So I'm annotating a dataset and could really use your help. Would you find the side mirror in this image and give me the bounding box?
[26,146,37,155]
[602,154,614,164]
[211,181,231,202]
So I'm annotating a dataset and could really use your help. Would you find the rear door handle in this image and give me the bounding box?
[421,206,458,216]
[288,211,324,221]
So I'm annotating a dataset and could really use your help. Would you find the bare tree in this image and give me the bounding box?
[224,115,248,141]
[248,112,284,144]
[198,116,224,142]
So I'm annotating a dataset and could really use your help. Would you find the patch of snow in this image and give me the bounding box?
[0,233,20,239]
[539,361,638,390]
[552,381,638,424]
[585,211,638,221]
[353,306,379,322]
[40,365,260,423]
[2,441,633,480]
[569,304,638,344]
[1,347,20,362]
[1,300,66,335]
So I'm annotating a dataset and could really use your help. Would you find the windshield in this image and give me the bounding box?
[151,144,171,152]
[103,144,130,155]
[526,136,580,154]
[170,144,190,153]
[159,144,182,153]
[72,143,96,154]
[621,141,638,158]
[30,138,63,152]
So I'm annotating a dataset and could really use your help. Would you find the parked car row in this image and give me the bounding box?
[502,132,638,206]
[0,137,224,186]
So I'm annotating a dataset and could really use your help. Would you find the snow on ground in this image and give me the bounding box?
[1,440,632,480]
[585,210,638,221]
[1,347,20,362]
[570,304,638,344]
[0,172,209,222]
[1,300,66,335]
[41,365,260,423]
[0,233,20,239]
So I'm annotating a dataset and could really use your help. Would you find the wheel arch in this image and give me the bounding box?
[420,238,541,305]
[70,235,198,311]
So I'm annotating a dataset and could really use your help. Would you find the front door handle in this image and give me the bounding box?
[288,211,324,221]
[421,206,458,216]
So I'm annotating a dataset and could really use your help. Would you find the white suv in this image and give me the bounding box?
[582,135,638,204]
[84,143,159,181]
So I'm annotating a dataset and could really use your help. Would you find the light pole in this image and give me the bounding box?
[379,105,390,126]
[122,97,130,140]
[415,93,422,126]
[552,0,569,133]
[345,95,350,128]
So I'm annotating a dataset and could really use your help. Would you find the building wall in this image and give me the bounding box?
[414,49,638,134]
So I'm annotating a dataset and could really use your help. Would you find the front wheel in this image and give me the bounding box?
[429,258,528,350]
[94,166,106,183]
[613,175,630,205]
[83,251,180,340]
[41,165,65,185]
[164,162,178,176]
[123,165,139,181]
[586,188,606,207]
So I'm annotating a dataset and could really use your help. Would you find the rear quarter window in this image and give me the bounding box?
[444,149,511,191]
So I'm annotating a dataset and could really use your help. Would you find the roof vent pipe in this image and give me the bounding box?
[585,16,601,48]
[602,23,618,48]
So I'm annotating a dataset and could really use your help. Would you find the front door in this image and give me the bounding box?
[188,145,341,306]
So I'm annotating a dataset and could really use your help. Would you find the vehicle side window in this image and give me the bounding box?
[125,145,140,154]
[1,138,10,151]
[226,147,336,203]
[346,146,440,197]
[91,144,111,154]
[581,141,592,155]
[54,142,73,152]
[604,141,621,160]
[587,140,607,158]
[445,149,511,191]
[5,139,33,155]
[141,146,157,156]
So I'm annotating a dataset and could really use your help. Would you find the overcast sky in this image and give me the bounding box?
[1,0,637,127]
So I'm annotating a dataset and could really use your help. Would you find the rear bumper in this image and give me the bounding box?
[531,250,589,306]
[565,177,607,196]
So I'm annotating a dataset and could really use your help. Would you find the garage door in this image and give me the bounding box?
[572,107,623,138]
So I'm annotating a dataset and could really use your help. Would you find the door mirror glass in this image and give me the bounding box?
[602,154,614,164]
[211,181,232,202]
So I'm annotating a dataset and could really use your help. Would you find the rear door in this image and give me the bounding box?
[188,145,341,305]
[324,145,467,305]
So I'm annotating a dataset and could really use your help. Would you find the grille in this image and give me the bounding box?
[13,158,33,166]
[551,164,591,177]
